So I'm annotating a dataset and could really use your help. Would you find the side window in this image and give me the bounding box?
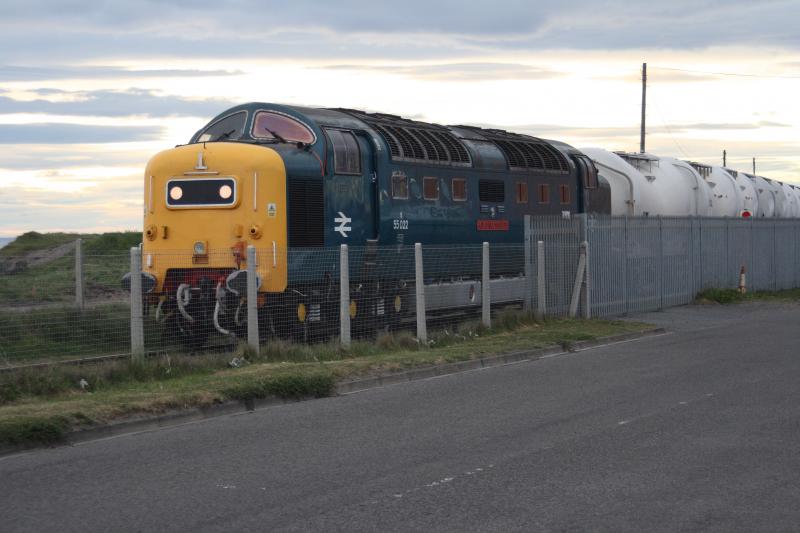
[452,178,467,201]
[327,129,361,175]
[423,177,439,200]
[392,174,409,199]
[479,179,505,203]
[515,181,528,203]
[559,184,571,204]
[538,184,550,204]
[196,111,247,142]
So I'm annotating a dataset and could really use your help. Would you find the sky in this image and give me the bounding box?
[1,0,799,237]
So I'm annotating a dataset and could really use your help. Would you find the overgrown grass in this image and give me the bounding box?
[0,313,653,449]
[0,231,138,305]
[0,231,140,258]
[696,287,800,304]
[0,304,180,362]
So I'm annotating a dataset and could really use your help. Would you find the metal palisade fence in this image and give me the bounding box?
[1,215,799,366]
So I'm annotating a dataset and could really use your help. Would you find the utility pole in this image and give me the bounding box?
[752,157,756,174]
[723,150,727,167]
[640,62,647,153]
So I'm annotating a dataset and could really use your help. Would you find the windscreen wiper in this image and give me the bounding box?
[260,126,288,144]
[213,129,236,142]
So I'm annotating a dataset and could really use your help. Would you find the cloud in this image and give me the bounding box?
[0,1,798,64]
[321,62,563,81]
[0,181,143,236]
[0,123,163,144]
[0,65,241,82]
[0,88,237,118]
[0,145,151,170]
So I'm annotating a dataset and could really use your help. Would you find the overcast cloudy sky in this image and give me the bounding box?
[1,0,799,236]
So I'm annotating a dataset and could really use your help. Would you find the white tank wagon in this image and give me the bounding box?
[769,178,794,218]
[580,148,656,216]
[745,173,776,218]
[727,169,758,217]
[790,186,800,217]
[689,163,741,217]
[581,147,800,219]
[583,149,714,216]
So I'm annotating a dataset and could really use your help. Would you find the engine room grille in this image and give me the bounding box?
[493,139,569,173]
[288,178,324,247]
[479,179,505,203]
[334,109,472,167]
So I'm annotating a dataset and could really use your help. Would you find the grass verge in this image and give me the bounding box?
[0,313,652,449]
[696,288,800,304]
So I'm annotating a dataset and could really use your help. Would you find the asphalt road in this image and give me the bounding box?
[2,301,800,532]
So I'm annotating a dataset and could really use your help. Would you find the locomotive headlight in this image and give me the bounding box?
[169,186,183,201]
[193,241,207,255]
[219,184,233,200]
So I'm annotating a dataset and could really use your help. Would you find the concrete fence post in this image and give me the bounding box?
[75,238,84,311]
[523,215,534,312]
[246,245,260,356]
[129,247,144,360]
[482,242,491,328]
[414,243,427,343]
[340,244,351,348]
[581,241,591,319]
[536,240,546,320]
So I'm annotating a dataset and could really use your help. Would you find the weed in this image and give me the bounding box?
[0,415,69,446]
[696,288,744,304]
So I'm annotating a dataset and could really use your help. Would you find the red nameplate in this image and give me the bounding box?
[477,219,509,231]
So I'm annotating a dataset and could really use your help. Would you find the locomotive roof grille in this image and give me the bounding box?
[334,108,472,167]
[453,125,569,173]
[494,139,570,173]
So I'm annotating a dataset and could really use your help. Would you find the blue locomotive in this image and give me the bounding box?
[138,103,610,344]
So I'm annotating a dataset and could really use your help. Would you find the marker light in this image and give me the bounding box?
[219,184,233,199]
[169,186,183,201]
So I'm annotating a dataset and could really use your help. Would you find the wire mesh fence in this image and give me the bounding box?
[2,216,800,366]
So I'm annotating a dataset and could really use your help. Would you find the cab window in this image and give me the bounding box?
[196,111,247,142]
[251,111,316,144]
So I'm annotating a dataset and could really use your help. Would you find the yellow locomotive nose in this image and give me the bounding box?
[141,142,288,295]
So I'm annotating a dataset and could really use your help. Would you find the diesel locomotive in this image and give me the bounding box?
[129,102,613,346]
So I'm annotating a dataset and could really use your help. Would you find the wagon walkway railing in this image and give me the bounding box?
[2,215,799,366]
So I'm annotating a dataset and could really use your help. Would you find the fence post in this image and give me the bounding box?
[750,218,755,292]
[414,243,427,343]
[75,238,84,311]
[773,219,778,290]
[523,215,534,312]
[724,219,730,288]
[482,242,491,328]
[581,241,591,319]
[624,216,629,314]
[536,240,546,320]
[340,244,351,348]
[129,247,144,360]
[246,245,260,355]
[658,216,664,310]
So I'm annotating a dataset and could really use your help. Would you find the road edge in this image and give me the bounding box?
[0,327,667,457]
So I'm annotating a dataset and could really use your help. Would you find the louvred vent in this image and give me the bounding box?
[288,179,324,247]
[334,109,472,167]
[455,126,570,173]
